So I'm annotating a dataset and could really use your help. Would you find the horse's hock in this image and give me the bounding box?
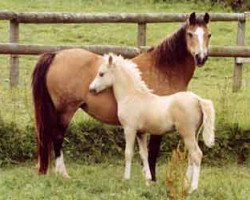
[0,11,250,90]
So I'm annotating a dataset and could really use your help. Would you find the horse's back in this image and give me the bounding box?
[46,48,103,108]
[45,48,120,124]
[168,92,203,131]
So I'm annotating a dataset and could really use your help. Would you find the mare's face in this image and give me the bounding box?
[186,12,211,67]
[89,56,114,93]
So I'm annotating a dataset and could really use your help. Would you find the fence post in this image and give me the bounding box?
[9,19,19,87]
[137,23,146,47]
[233,15,245,92]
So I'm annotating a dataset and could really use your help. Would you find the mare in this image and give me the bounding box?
[32,12,211,179]
[89,54,215,192]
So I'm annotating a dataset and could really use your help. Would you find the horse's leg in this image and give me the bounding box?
[148,135,162,181]
[137,133,152,181]
[53,107,77,178]
[123,127,136,180]
[185,156,194,184]
[183,134,203,193]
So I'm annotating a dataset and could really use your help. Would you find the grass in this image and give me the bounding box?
[0,161,249,200]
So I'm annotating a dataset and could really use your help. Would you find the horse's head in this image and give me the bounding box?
[186,12,211,67]
[89,55,115,93]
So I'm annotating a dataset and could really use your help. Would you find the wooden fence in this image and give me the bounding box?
[0,11,250,91]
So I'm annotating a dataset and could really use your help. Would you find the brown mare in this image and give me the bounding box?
[32,12,211,180]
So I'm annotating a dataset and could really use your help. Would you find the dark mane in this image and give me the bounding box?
[153,23,190,67]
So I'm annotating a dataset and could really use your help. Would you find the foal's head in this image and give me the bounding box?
[89,55,115,93]
[186,12,211,66]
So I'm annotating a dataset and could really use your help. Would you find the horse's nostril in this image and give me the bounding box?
[195,54,199,60]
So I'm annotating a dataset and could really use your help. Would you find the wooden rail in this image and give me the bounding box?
[0,11,249,91]
[0,12,246,23]
[1,43,250,58]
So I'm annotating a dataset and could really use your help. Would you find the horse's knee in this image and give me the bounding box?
[125,149,133,161]
[190,150,203,165]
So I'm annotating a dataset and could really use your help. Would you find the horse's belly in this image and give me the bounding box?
[139,113,173,134]
[142,121,174,135]
[83,89,120,125]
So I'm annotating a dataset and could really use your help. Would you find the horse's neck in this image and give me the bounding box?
[133,52,195,95]
[112,67,146,102]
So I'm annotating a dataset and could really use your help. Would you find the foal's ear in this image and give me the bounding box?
[189,12,196,25]
[204,13,210,24]
[108,55,113,65]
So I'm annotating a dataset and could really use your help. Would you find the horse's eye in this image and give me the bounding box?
[187,32,193,38]
[99,72,104,77]
[208,33,212,38]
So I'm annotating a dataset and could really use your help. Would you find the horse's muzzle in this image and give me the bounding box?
[195,54,208,67]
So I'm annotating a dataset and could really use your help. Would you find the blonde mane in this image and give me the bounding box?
[103,54,152,94]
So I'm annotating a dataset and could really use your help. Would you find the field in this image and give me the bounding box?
[0,162,250,200]
[0,0,250,199]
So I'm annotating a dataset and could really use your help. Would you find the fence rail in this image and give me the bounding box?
[0,11,249,91]
[1,43,250,58]
[0,11,246,23]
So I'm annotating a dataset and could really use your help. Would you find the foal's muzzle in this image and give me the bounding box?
[89,87,97,94]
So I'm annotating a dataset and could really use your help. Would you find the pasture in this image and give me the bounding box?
[0,0,250,199]
[0,162,250,200]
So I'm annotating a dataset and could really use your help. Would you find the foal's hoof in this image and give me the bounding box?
[55,170,71,179]
[62,173,71,179]
[188,187,197,194]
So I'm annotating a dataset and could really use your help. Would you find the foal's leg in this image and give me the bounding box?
[124,127,136,180]
[137,133,152,181]
[183,134,203,192]
[53,108,76,178]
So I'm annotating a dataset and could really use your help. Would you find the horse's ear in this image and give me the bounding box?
[204,13,210,24]
[189,12,196,25]
[108,55,113,65]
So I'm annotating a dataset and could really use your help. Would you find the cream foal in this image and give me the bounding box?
[89,54,215,192]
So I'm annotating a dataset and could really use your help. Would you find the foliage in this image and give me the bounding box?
[64,120,125,163]
[0,117,35,167]
[0,114,249,167]
[153,0,250,11]
[165,147,188,200]
[210,0,250,11]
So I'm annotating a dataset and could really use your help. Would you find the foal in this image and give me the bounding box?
[89,54,215,192]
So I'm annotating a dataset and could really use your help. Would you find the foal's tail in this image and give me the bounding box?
[32,52,57,175]
[198,98,215,147]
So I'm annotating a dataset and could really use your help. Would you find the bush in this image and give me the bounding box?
[210,0,250,11]
[0,116,249,167]
[0,118,35,166]
[153,0,250,11]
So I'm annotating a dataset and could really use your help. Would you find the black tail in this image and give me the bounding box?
[32,52,57,174]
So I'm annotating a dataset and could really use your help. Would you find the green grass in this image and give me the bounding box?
[0,162,249,200]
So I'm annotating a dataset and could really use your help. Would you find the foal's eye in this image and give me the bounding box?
[187,32,193,38]
[208,33,212,38]
[99,72,104,77]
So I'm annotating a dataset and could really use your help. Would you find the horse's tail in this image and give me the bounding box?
[198,98,215,147]
[32,52,57,175]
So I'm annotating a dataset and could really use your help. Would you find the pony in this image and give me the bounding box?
[32,12,211,180]
[89,54,215,192]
